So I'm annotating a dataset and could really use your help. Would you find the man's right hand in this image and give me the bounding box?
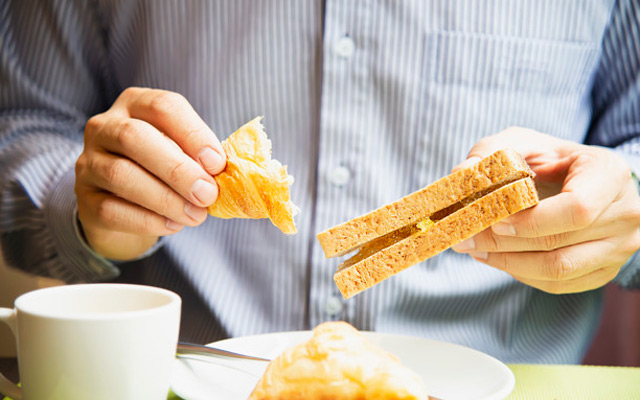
[75,87,227,260]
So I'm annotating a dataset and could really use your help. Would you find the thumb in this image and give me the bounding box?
[451,127,540,173]
[466,127,550,159]
[465,127,577,174]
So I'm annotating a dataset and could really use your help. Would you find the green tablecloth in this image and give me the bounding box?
[6,364,640,399]
[506,364,640,400]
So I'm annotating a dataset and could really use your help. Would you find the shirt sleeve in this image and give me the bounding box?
[586,0,640,289]
[1,1,118,282]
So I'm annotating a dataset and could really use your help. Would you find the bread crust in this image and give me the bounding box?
[317,149,533,258]
[334,177,539,299]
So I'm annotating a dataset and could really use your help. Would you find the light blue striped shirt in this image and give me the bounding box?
[1,0,640,364]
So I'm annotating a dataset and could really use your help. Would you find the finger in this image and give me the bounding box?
[80,151,208,226]
[468,239,625,282]
[122,87,226,174]
[78,189,184,236]
[96,117,219,207]
[509,266,620,294]
[455,198,640,253]
[454,218,619,253]
[490,154,625,238]
[453,228,577,253]
[464,127,566,164]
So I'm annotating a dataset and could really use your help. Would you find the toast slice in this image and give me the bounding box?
[317,149,539,299]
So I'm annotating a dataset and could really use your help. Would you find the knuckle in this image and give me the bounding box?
[149,92,186,116]
[521,215,543,236]
[166,158,191,184]
[114,119,141,149]
[85,114,106,134]
[140,211,158,233]
[75,153,88,177]
[494,253,510,272]
[184,127,209,144]
[544,250,578,281]
[485,232,500,251]
[539,235,557,251]
[121,86,144,100]
[95,197,118,227]
[538,233,564,251]
[570,195,597,229]
[157,188,173,217]
[106,158,131,186]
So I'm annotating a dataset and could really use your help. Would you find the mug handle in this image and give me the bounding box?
[0,308,22,400]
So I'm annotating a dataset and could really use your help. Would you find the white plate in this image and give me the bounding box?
[171,331,515,400]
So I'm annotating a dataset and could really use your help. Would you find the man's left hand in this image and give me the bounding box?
[452,127,640,294]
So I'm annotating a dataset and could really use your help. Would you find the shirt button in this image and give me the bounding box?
[325,296,344,315]
[329,166,351,187]
[334,36,355,58]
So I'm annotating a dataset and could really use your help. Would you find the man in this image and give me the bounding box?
[1,0,639,364]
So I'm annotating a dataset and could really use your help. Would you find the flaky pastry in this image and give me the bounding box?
[207,117,298,234]
[248,321,429,400]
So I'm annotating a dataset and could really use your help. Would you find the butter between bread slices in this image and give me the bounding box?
[317,149,539,299]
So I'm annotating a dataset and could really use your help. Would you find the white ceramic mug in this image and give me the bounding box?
[0,283,181,400]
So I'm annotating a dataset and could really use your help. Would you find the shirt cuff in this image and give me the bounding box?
[43,168,121,282]
[74,209,167,266]
[43,167,167,282]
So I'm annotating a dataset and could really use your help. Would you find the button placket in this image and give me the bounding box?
[309,0,372,329]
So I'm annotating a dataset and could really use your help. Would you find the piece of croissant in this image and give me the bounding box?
[207,117,298,234]
[249,321,429,400]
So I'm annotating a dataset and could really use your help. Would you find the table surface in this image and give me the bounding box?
[3,362,639,399]
[165,364,640,400]
[505,364,640,399]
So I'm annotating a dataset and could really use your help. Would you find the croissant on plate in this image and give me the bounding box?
[248,321,429,400]
[206,117,299,234]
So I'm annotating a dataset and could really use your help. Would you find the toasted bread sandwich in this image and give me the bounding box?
[317,149,539,299]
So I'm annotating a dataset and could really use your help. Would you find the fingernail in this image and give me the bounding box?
[198,147,225,174]
[453,238,475,252]
[184,202,207,221]
[191,179,217,205]
[470,252,488,261]
[492,222,516,236]
[166,219,183,231]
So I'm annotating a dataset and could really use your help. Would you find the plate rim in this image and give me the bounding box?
[173,330,515,400]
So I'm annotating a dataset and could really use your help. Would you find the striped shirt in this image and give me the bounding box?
[1,0,639,364]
